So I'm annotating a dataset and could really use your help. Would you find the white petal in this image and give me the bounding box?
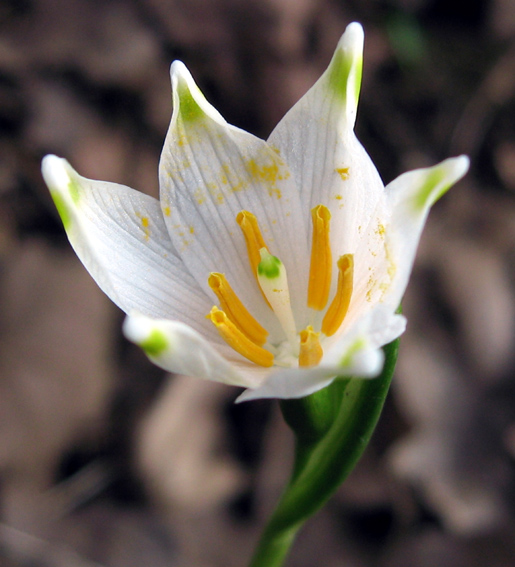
[238,305,406,402]
[159,62,311,337]
[324,304,406,359]
[123,313,265,388]
[382,156,470,308]
[42,155,218,340]
[267,22,384,262]
[339,198,391,330]
[235,369,336,402]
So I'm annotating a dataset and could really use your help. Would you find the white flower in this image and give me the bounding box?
[41,22,469,402]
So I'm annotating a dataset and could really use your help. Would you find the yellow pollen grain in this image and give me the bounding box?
[308,205,332,310]
[219,164,229,186]
[321,254,354,337]
[207,306,273,367]
[194,188,205,205]
[366,275,375,302]
[245,158,286,200]
[386,246,396,279]
[247,159,279,184]
[378,241,397,301]
[336,167,350,180]
[208,273,268,346]
[137,215,150,241]
[376,223,386,237]
[299,325,323,367]
[163,206,171,216]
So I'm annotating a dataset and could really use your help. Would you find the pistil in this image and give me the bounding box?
[257,248,298,351]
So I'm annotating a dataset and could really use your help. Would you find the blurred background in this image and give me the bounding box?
[1,0,515,565]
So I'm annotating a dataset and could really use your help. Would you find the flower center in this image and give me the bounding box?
[206,207,354,368]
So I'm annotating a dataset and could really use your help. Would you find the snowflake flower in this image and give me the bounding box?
[42,23,469,402]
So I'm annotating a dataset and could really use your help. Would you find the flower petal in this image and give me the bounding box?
[382,156,470,308]
[42,155,218,340]
[235,369,336,403]
[123,313,265,388]
[323,304,406,361]
[237,306,406,401]
[159,62,311,337]
[267,22,384,260]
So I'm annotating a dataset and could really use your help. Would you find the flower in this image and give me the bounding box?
[42,22,469,402]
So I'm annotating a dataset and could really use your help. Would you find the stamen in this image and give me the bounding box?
[321,254,354,337]
[208,272,268,346]
[299,326,323,367]
[236,211,269,277]
[207,307,274,367]
[257,248,298,350]
[308,205,332,310]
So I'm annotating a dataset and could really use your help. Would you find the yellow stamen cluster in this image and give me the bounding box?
[306,205,354,337]
[206,204,355,370]
[236,211,269,279]
[208,272,268,345]
[321,254,354,337]
[299,326,323,367]
[236,210,272,307]
[308,205,332,310]
[206,307,273,367]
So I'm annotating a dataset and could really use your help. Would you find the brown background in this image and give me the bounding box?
[1,0,515,565]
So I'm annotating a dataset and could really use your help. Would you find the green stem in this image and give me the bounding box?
[248,338,399,567]
[248,526,298,567]
[279,378,348,481]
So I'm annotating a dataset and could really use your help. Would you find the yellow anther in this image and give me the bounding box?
[208,272,268,346]
[207,307,274,367]
[299,326,323,368]
[321,254,354,337]
[308,205,332,310]
[236,211,269,277]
